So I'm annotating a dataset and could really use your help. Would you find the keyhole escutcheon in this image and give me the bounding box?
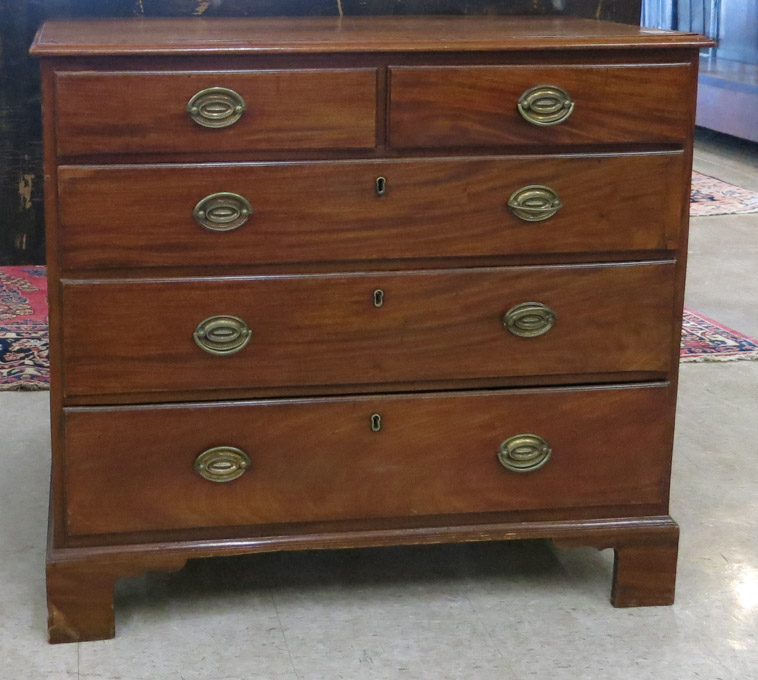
[373,289,384,308]
[371,413,382,432]
[375,176,387,196]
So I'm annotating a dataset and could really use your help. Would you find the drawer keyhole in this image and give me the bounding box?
[375,176,387,196]
[373,289,384,308]
[371,413,382,432]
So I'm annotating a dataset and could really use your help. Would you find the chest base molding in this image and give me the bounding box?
[46,513,679,643]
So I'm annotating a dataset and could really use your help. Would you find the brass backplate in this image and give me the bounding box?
[187,86,246,128]
[498,434,552,473]
[517,85,574,126]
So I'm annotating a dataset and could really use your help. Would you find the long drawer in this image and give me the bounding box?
[63,383,673,536]
[54,69,377,156]
[61,263,676,398]
[389,64,693,147]
[57,152,685,269]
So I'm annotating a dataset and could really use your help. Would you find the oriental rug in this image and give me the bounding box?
[690,171,758,217]
[2,266,758,390]
[0,266,49,390]
[680,309,758,363]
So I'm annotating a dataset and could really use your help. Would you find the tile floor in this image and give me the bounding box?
[1,130,756,679]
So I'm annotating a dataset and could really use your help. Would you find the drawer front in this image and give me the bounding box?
[64,384,672,536]
[389,64,693,148]
[61,263,675,398]
[58,152,685,269]
[54,69,377,155]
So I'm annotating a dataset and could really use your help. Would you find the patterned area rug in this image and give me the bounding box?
[690,171,758,217]
[0,267,756,390]
[0,266,49,390]
[681,309,758,363]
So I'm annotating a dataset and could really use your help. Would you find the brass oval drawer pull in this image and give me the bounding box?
[193,192,253,232]
[503,302,556,338]
[194,315,252,356]
[517,85,574,126]
[187,87,246,128]
[194,446,251,483]
[507,185,563,222]
[498,434,552,473]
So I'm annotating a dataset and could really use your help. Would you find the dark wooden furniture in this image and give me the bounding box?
[31,16,712,643]
[1,1,643,267]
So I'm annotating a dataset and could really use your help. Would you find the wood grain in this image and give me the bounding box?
[60,263,676,398]
[4,5,648,266]
[35,16,706,638]
[54,68,377,155]
[390,63,695,147]
[63,384,673,536]
[47,554,186,643]
[47,513,673,642]
[554,520,679,606]
[31,16,711,57]
[40,61,68,548]
[57,152,686,269]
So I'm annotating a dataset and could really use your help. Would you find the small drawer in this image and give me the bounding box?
[389,64,693,148]
[54,69,377,155]
[63,383,672,536]
[57,151,685,269]
[60,262,676,398]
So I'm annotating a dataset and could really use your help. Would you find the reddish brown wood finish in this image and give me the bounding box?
[33,16,706,642]
[54,69,377,155]
[47,555,187,643]
[389,64,694,147]
[57,152,686,269]
[61,263,676,398]
[63,384,672,536]
[56,371,673,408]
[30,16,713,56]
[40,60,68,553]
[46,514,679,641]
[554,520,679,606]
[611,531,680,606]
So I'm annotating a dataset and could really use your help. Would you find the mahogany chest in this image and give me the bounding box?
[31,16,712,642]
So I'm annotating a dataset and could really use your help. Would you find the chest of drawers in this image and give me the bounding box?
[31,16,712,643]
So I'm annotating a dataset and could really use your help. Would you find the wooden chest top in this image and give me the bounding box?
[31,16,711,56]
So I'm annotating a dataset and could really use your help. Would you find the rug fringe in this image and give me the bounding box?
[0,383,50,391]
[681,352,758,364]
